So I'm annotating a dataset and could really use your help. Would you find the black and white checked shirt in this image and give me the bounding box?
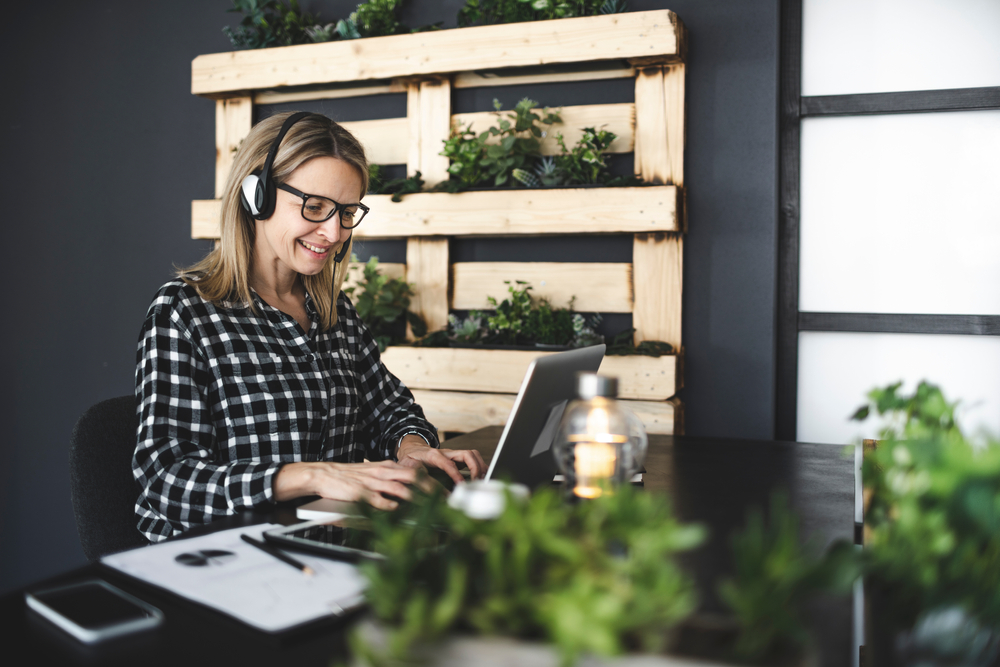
[134,279,438,542]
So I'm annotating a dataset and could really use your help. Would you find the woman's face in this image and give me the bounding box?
[253,156,363,284]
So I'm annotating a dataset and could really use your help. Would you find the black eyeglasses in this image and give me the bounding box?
[276,183,369,228]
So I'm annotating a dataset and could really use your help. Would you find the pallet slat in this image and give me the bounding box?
[451,262,632,313]
[382,347,678,400]
[411,390,681,435]
[453,64,635,89]
[633,233,683,348]
[406,239,450,337]
[452,103,634,155]
[340,118,408,167]
[192,11,680,97]
[191,186,678,240]
[343,261,406,293]
[215,96,252,198]
[411,79,452,186]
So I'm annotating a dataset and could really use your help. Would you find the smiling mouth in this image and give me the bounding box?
[298,240,329,254]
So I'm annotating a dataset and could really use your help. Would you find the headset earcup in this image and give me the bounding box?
[240,173,264,218]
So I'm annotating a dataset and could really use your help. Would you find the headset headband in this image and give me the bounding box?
[259,111,312,186]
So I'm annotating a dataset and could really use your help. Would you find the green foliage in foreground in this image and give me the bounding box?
[719,493,859,663]
[356,484,705,666]
[854,381,1000,628]
[343,256,425,352]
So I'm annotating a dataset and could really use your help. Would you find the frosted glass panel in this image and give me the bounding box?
[797,332,1000,445]
[803,0,1000,95]
[799,111,1000,315]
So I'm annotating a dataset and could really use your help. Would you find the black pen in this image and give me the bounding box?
[241,534,315,576]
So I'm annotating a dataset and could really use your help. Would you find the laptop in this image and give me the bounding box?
[484,344,606,489]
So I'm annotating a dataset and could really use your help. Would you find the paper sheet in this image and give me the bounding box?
[102,524,366,632]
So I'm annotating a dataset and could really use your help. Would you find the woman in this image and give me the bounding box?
[134,112,485,542]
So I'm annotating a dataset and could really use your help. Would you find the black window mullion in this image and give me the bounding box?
[799,312,1000,336]
[776,0,803,442]
[801,86,1000,117]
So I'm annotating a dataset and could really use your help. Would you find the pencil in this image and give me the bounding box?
[240,534,315,576]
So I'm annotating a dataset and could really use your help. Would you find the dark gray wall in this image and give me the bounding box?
[0,0,778,593]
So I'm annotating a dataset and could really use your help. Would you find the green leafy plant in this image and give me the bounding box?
[337,0,406,40]
[854,381,1000,630]
[718,493,858,663]
[411,282,602,350]
[223,0,319,49]
[457,0,627,27]
[355,484,705,666]
[481,281,602,347]
[605,328,674,357]
[367,165,425,202]
[343,255,426,351]
[440,98,562,190]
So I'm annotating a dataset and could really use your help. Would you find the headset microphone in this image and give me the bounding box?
[240,111,312,220]
[333,233,352,264]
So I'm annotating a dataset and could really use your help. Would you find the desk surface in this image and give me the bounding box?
[0,431,855,667]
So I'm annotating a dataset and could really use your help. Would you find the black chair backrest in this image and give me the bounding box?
[69,395,148,560]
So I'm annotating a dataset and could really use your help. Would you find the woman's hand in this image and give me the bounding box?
[272,460,436,510]
[395,435,487,484]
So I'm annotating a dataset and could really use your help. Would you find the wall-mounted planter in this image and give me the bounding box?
[190,9,686,435]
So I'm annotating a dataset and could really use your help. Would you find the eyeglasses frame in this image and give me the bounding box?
[276,183,369,229]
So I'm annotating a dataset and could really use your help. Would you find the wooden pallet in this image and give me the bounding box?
[190,10,686,436]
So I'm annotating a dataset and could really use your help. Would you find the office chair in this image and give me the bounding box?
[69,395,148,560]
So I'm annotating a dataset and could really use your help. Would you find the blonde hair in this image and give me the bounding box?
[179,112,369,330]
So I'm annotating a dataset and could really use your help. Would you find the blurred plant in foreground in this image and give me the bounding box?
[854,381,1000,632]
[353,484,705,666]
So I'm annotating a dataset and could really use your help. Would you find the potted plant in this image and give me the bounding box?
[349,484,706,666]
[854,382,1000,666]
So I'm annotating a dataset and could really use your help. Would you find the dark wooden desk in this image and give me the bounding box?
[0,430,855,667]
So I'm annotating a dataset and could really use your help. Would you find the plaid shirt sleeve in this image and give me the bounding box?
[340,295,440,460]
[133,295,281,542]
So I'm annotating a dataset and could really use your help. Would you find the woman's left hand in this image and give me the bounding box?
[396,435,486,484]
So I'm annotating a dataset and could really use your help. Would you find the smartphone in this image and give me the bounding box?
[25,579,163,643]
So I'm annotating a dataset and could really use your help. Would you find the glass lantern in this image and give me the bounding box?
[553,373,648,499]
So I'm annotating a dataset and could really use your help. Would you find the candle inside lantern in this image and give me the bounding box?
[568,433,627,498]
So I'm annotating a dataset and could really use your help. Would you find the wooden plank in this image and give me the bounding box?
[452,103,634,154]
[451,262,632,313]
[663,63,685,187]
[253,79,406,104]
[418,79,452,186]
[407,82,421,177]
[192,199,221,239]
[192,11,680,97]
[357,186,677,237]
[382,347,678,400]
[343,261,406,293]
[339,118,408,166]
[411,390,680,435]
[453,64,635,89]
[633,233,682,349]
[410,390,515,433]
[627,397,681,435]
[215,96,253,198]
[191,186,679,239]
[406,238,449,338]
[633,66,671,185]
